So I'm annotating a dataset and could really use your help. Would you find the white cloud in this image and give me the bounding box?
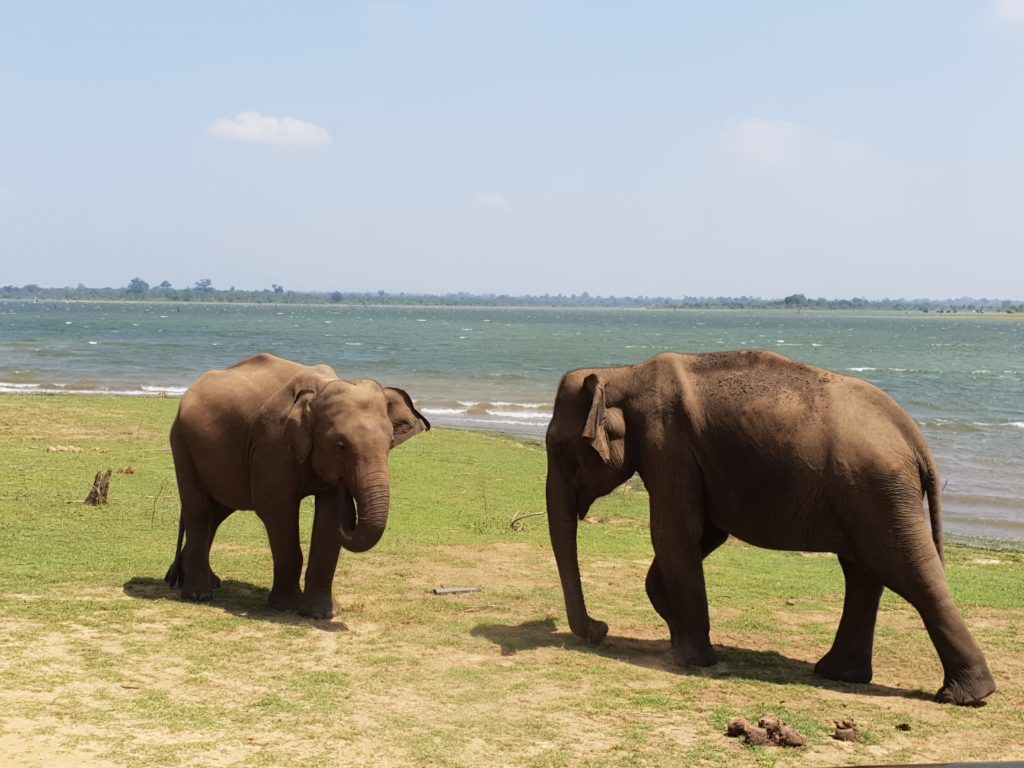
[476,192,511,213]
[720,118,880,176]
[722,118,807,168]
[992,0,1024,20]
[207,111,331,146]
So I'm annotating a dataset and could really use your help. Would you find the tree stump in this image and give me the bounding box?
[84,469,112,505]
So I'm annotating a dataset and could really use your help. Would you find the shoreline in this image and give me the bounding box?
[4,390,1020,551]
[4,296,1024,320]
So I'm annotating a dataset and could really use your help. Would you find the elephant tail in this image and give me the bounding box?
[919,454,945,566]
[164,512,185,587]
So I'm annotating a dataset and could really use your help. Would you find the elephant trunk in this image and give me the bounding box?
[546,468,608,645]
[339,467,391,553]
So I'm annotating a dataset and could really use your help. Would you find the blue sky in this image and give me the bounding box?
[1,1,1022,299]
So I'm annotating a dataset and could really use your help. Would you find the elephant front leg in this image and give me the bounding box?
[257,503,304,612]
[650,505,717,667]
[815,557,883,684]
[647,527,728,647]
[299,491,349,620]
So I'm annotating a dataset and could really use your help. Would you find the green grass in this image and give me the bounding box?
[1,394,1022,767]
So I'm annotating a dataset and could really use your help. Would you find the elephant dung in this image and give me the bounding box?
[727,715,806,748]
[832,717,860,742]
[726,717,750,737]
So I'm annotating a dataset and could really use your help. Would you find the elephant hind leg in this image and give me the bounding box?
[860,528,995,705]
[165,502,231,589]
[205,504,232,589]
[169,427,222,602]
[898,566,995,705]
[815,557,883,684]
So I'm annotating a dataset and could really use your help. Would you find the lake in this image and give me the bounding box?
[2,300,1022,542]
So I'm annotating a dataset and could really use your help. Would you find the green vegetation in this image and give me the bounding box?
[1,394,1022,766]
[3,281,1023,311]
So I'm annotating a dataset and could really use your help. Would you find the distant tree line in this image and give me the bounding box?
[1,281,1022,313]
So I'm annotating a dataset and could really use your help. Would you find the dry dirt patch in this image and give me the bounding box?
[1,542,1021,767]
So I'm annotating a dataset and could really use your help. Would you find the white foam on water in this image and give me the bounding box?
[141,385,188,396]
[488,410,551,421]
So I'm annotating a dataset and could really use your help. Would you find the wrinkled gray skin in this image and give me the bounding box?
[546,350,995,705]
[165,353,429,619]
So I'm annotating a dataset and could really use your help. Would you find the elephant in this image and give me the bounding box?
[545,350,995,705]
[164,353,430,619]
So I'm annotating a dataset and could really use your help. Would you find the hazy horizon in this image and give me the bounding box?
[4,281,1023,305]
[2,2,1023,299]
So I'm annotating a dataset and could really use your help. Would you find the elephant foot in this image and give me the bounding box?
[180,585,213,602]
[935,666,996,706]
[573,617,608,645]
[569,616,608,645]
[168,562,220,591]
[179,567,214,602]
[268,586,302,612]
[671,639,717,668]
[298,592,339,621]
[815,650,873,684]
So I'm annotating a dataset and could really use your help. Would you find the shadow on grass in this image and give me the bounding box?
[122,577,348,632]
[471,617,933,703]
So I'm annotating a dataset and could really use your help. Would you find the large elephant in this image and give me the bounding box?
[545,350,995,705]
[164,353,429,619]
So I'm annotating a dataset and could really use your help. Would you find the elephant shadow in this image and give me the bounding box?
[122,577,348,632]
[470,618,933,703]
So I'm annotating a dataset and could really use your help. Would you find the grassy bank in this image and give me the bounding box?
[0,394,1021,767]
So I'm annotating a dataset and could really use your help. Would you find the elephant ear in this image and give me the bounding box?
[581,373,611,463]
[385,387,431,448]
[284,389,317,463]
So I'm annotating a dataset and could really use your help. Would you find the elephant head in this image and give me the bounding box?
[285,378,430,553]
[545,368,637,643]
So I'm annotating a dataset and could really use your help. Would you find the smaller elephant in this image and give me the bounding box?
[164,353,430,619]
[545,350,995,705]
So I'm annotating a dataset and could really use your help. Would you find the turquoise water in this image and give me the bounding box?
[3,301,1022,541]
